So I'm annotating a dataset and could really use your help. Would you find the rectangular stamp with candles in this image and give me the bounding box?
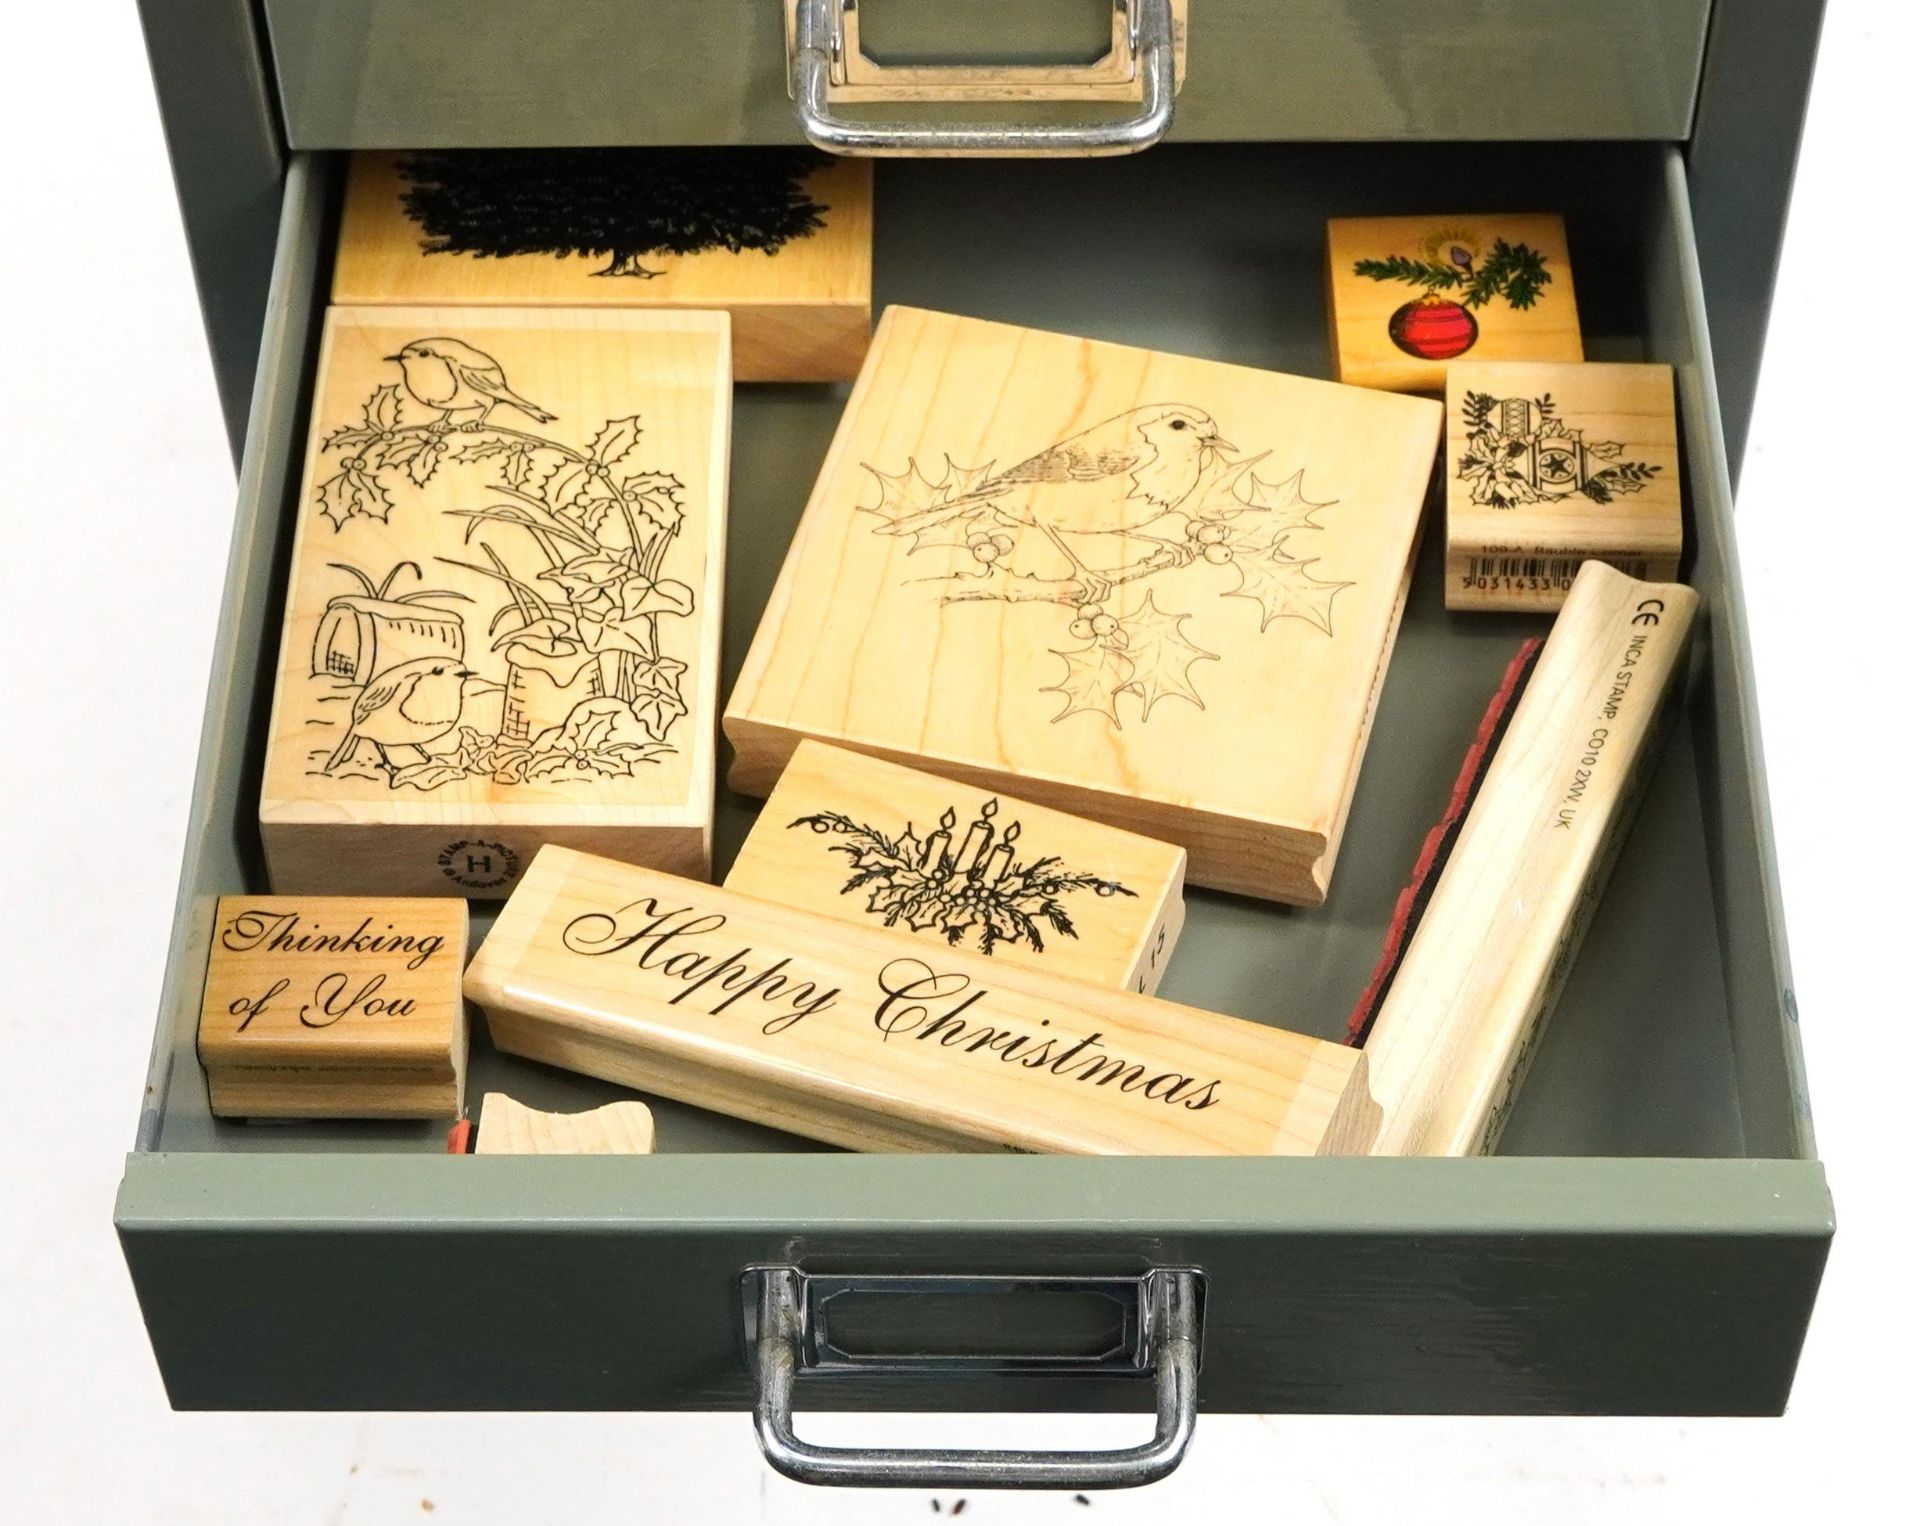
[725,741,1187,994]
[464,846,1379,1157]
[258,305,731,897]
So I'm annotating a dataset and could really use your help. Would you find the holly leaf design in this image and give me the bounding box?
[315,463,393,530]
[859,456,1000,553]
[1183,451,1269,520]
[1224,537,1352,635]
[1585,439,1624,461]
[1239,467,1337,535]
[365,384,402,433]
[1115,592,1216,718]
[1043,641,1136,727]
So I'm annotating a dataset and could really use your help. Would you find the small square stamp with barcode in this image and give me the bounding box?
[1444,361,1682,613]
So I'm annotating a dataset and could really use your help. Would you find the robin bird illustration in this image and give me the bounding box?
[387,338,557,428]
[325,657,475,774]
[880,405,1236,601]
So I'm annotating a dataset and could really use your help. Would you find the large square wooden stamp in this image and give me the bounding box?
[1445,361,1682,611]
[726,741,1187,993]
[261,306,730,897]
[724,307,1442,905]
[332,150,871,382]
[1327,213,1583,393]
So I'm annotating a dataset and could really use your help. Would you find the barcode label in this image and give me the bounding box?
[1461,554,1649,592]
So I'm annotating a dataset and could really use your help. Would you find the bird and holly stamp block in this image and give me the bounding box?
[725,741,1187,994]
[332,149,872,382]
[1445,361,1681,612]
[260,306,730,898]
[1326,214,1583,393]
[196,896,468,1119]
[724,307,1442,906]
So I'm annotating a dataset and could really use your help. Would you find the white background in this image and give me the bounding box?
[2,4,1912,1520]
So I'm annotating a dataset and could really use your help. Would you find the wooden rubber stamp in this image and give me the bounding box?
[723,306,1441,906]
[197,896,468,1118]
[1327,213,1583,393]
[725,741,1187,994]
[332,150,871,382]
[1445,361,1682,612]
[1357,562,1699,1155]
[473,1092,656,1154]
[465,846,1380,1157]
[260,306,730,897]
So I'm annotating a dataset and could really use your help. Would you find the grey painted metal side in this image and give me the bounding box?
[1685,0,1828,486]
[256,0,1710,148]
[119,1153,1830,1414]
[135,0,287,461]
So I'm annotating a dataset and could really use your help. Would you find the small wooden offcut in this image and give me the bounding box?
[473,1092,657,1155]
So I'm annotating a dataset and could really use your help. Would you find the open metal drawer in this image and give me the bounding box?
[116,141,1829,1421]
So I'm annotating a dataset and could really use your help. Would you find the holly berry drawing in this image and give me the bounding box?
[789,796,1135,957]
[859,404,1350,728]
[1354,227,1552,360]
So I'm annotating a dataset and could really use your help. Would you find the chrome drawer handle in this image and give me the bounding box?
[790,0,1179,158]
[745,1266,1201,1489]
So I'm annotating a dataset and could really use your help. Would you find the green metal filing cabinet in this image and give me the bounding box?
[122,0,1831,1487]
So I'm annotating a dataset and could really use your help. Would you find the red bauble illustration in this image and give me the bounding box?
[1388,296,1478,360]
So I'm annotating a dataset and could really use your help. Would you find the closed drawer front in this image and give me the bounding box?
[118,141,1829,1418]
[261,0,1713,149]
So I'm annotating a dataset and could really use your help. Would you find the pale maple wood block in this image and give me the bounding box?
[259,306,730,898]
[1327,213,1583,394]
[722,306,1442,906]
[725,741,1187,994]
[332,152,871,382]
[1363,562,1699,1156]
[473,1091,656,1155]
[1445,361,1682,612]
[465,846,1379,1157]
[197,896,468,1118]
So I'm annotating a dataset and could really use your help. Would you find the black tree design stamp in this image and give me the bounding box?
[305,338,696,791]
[1457,390,1663,509]
[789,797,1135,957]
[859,405,1349,728]
[396,148,832,279]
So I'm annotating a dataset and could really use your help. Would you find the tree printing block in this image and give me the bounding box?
[331,149,872,382]
[1326,213,1583,394]
[259,306,730,897]
[725,741,1187,993]
[723,307,1443,905]
[1445,361,1682,612]
[197,896,468,1118]
[464,847,1379,1156]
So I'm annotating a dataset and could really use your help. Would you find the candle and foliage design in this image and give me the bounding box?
[1457,390,1662,510]
[789,797,1135,957]
[1354,226,1553,361]
[303,337,698,790]
[859,404,1349,728]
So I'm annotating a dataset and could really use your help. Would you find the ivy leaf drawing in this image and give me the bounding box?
[631,687,689,743]
[315,463,394,530]
[1044,641,1136,727]
[1224,538,1352,635]
[1115,592,1216,718]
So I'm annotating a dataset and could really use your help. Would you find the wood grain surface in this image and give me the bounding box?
[465,846,1379,1157]
[1363,562,1699,1155]
[724,306,1441,905]
[1445,361,1683,611]
[197,895,468,1119]
[473,1091,657,1154]
[1327,213,1583,393]
[333,152,871,381]
[725,741,1187,993]
[259,306,730,897]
